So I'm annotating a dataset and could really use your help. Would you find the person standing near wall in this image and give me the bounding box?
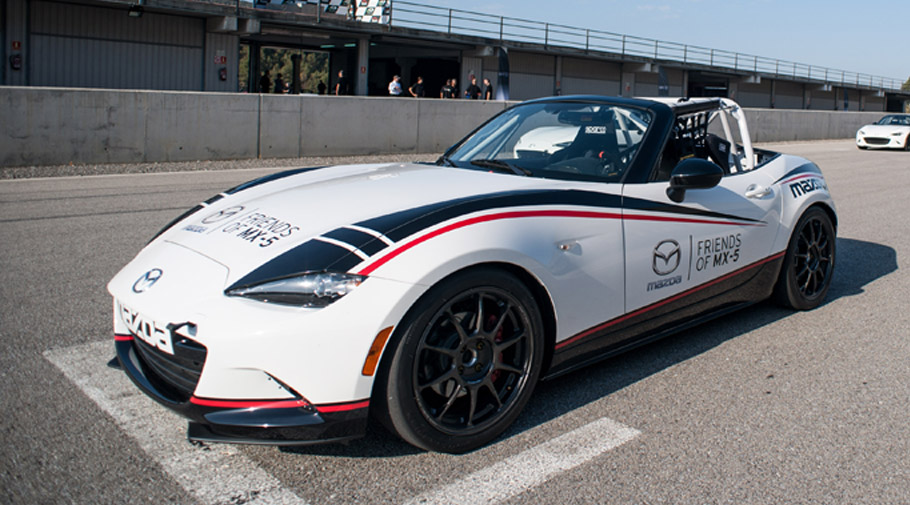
[388,75,402,96]
[440,79,454,99]
[409,76,425,97]
[483,78,494,100]
[273,74,285,94]
[259,70,271,94]
[335,70,350,96]
[465,76,481,99]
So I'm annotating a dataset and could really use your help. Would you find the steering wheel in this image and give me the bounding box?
[596,149,625,178]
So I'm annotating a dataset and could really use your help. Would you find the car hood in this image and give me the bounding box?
[152,162,561,287]
[859,124,910,135]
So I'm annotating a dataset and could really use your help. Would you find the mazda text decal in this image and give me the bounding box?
[118,301,174,354]
[789,177,828,199]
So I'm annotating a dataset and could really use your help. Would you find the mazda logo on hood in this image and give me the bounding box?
[653,240,681,276]
[132,268,163,293]
[202,205,245,224]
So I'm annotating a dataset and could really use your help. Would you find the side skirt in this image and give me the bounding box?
[543,253,784,379]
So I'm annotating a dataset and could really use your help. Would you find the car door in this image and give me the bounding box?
[621,167,781,320]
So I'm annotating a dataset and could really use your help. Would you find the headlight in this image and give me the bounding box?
[226,272,365,307]
[858,130,866,136]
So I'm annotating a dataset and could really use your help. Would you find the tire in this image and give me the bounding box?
[376,268,544,453]
[904,134,910,151]
[773,207,835,310]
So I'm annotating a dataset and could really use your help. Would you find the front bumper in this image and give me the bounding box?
[856,135,909,149]
[115,335,369,445]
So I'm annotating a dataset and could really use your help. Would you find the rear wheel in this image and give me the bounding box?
[377,268,543,453]
[774,207,835,310]
[904,134,910,151]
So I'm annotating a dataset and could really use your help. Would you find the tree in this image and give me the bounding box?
[903,76,910,92]
[238,46,329,94]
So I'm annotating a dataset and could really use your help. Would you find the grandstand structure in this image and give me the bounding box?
[3,0,908,111]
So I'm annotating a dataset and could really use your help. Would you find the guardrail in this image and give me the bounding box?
[386,0,903,92]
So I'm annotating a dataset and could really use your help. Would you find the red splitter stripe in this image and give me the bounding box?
[190,397,312,409]
[316,400,371,413]
[555,251,786,350]
[189,397,370,413]
[114,334,133,342]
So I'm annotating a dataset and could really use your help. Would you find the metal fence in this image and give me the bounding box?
[144,0,903,92]
[387,0,904,92]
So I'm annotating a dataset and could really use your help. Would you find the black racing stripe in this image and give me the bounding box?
[356,190,623,242]
[622,196,765,224]
[203,194,224,205]
[772,162,822,185]
[225,166,326,195]
[149,204,205,243]
[227,239,360,290]
[323,227,388,257]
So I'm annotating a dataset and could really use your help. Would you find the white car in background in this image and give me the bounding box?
[856,114,910,150]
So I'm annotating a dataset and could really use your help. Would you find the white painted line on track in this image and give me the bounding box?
[403,418,641,505]
[47,340,641,505]
[44,341,308,505]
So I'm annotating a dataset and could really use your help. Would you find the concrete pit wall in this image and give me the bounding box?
[0,87,885,168]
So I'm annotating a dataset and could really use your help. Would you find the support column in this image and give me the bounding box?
[355,37,369,96]
[5,0,28,86]
[554,55,563,95]
[770,80,776,108]
[621,70,636,97]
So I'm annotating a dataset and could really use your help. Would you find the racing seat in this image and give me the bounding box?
[549,110,619,168]
[704,133,732,173]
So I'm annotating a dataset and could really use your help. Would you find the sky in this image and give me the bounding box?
[427,0,909,84]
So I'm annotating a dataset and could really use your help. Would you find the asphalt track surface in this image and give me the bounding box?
[2,140,909,504]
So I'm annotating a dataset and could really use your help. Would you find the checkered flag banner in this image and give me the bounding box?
[355,0,391,24]
[321,0,390,23]
[321,0,352,17]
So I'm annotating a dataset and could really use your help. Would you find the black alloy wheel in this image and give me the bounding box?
[376,268,543,453]
[774,207,835,310]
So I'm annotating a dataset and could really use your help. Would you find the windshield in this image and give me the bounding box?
[876,115,910,126]
[442,102,653,183]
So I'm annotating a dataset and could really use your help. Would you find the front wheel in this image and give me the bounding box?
[377,268,544,453]
[774,207,836,310]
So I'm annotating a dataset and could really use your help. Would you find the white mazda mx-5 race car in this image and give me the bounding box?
[109,96,836,453]
[856,114,910,150]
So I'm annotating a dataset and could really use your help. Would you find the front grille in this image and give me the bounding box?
[864,137,890,145]
[133,334,207,402]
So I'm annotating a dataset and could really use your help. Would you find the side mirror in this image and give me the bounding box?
[666,158,724,202]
